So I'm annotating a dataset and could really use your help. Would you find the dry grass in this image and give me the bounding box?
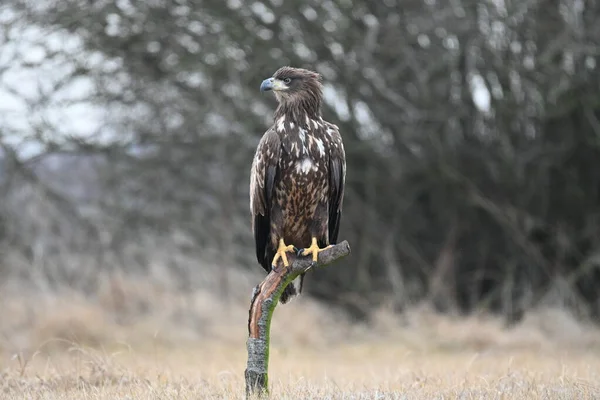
[1,275,600,399]
[1,340,599,399]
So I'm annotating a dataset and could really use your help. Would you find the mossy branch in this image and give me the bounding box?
[244,240,351,398]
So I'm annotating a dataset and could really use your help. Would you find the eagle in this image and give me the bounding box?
[250,66,346,304]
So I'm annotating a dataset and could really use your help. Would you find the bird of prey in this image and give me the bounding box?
[250,66,346,304]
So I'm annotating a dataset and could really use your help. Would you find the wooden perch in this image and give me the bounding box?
[244,240,351,398]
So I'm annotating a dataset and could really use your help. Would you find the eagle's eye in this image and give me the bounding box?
[283,77,292,84]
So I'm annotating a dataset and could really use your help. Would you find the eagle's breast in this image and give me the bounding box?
[273,115,331,242]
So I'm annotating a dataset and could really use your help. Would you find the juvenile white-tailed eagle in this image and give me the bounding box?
[250,66,346,304]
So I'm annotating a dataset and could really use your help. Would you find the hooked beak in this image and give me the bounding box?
[260,78,273,92]
[260,78,286,92]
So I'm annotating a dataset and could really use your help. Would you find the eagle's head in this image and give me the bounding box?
[260,66,323,110]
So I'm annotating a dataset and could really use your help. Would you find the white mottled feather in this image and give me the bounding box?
[295,158,316,174]
[314,137,325,157]
[277,116,286,132]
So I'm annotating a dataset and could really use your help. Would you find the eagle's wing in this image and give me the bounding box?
[250,127,281,272]
[327,124,346,244]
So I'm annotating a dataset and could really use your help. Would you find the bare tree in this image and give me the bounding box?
[1,0,600,322]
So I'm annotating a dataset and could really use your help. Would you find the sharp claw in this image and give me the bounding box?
[271,239,297,270]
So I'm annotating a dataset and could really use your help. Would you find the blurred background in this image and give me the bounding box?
[1,0,600,356]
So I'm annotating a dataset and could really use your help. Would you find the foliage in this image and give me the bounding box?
[1,0,599,322]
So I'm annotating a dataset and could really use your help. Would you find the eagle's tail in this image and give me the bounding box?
[279,285,296,304]
[279,274,305,304]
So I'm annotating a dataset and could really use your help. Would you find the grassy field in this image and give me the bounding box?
[1,279,600,399]
[2,340,599,399]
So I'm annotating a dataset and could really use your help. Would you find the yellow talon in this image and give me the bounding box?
[272,238,296,268]
[301,237,332,262]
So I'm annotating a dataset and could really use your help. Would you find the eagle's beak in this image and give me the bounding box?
[260,78,285,92]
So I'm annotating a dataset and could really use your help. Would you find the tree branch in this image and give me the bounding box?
[244,240,351,398]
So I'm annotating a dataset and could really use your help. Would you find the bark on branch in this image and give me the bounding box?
[244,240,351,398]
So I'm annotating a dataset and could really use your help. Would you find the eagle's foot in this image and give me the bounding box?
[301,237,332,263]
[271,238,296,270]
